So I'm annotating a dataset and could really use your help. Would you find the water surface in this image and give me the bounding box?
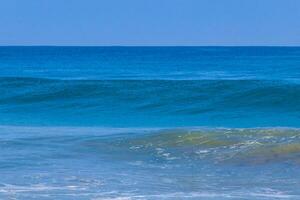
[0,47,300,199]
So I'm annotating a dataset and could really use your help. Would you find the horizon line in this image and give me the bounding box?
[0,45,300,48]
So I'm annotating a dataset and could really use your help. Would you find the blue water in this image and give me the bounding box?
[1,47,300,199]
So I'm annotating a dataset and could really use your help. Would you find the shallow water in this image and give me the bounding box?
[0,47,300,199]
[1,126,300,199]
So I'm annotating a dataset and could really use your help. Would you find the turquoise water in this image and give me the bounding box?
[0,47,300,199]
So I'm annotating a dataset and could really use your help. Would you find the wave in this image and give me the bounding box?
[2,126,300,165]
[0,77,299,127]
[1,77,299,108]
[79,127,300,165]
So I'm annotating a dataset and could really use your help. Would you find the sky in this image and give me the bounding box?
[0,0,300,46]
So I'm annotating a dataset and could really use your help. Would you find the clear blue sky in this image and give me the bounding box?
[1,0,300,46]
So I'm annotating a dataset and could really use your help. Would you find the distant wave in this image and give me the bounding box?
[1,77,299,110]
[0,77,299,127]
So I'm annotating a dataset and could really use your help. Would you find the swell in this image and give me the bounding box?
[0,77,299,127]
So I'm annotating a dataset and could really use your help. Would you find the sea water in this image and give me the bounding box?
[0,47,300,199]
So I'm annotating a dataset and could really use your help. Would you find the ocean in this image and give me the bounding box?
[0,46,300,199]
